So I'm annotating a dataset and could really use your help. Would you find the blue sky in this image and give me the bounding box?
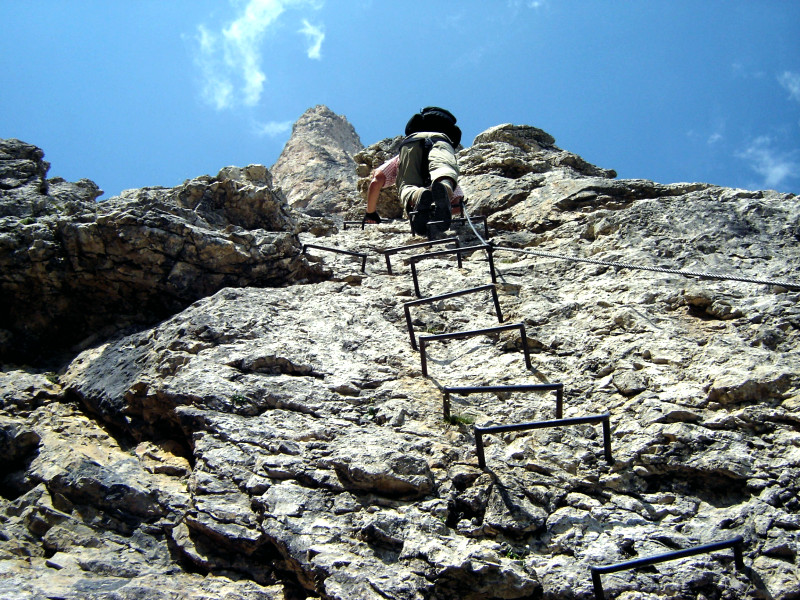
[2,1,798,199]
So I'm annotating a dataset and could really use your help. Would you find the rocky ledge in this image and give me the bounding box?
[0,141,329,363]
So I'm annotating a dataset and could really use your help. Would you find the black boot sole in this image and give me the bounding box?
[411,190,433,235]
[431,181,452,231]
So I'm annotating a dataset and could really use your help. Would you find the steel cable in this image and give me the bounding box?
[459,203,800,291]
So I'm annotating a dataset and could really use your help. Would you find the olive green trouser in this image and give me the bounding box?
[397,133,459,213]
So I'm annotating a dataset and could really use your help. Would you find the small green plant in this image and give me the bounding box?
[445,413,475,426]
[20,217,35,225]
[504,548,525,561]
[230,394,247,403]
[44,372,59,384]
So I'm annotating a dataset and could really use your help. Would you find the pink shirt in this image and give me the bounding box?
[376,156,464,201]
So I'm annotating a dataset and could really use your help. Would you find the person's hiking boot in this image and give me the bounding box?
[429,179,453,237]
[410,189,433,236]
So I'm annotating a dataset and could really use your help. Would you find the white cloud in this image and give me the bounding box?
[737,136,798,190]
[299,19,325,60]
[194,0,324,110]
[254,119,294,137]
[194,25,235,110]
[778,71,800,103]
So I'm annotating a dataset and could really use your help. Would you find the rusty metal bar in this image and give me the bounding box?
[418,323,533,377]
[428,213,489,240]
[343,219,406,230]
[473,412,613,469]
[590,536,745,600]
[403,284,503,350]
[409,244,496,298]
[408,209,489,239]
[302,244,368,272]
[426,219,450,240]
[382,237,459,275]
[343,220,365,230]
[443,384,563,420]
[408,210,446,238]
[426,220,443,238]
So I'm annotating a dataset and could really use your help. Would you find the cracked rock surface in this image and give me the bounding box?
[1,115,799,599]
[0,141,327,362]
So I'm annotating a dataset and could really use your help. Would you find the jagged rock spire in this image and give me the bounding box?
[271,105,363,216]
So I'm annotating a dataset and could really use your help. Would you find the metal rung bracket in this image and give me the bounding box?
[427,215,489,240]
[302,244,368,273]
[452,215,489,238]
[407,209,489,240]
[590,536,746,600]
[419,323,532,378]
[474,412,613,469]
[382,237,460,275]
[443,383,563,420]
[343,219,405,230]
[409,244,496,298]
[343,220,366,230]
[403,284,503,350]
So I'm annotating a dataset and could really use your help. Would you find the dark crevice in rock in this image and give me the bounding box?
[0,434,41,500]
[167,523,311,598]
[228,356,326,379]
[256,532,327,599]
[644,471,750,509]
[256,396,323,419]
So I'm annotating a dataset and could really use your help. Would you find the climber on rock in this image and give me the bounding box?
[363,107,463,237]
[363,154,465,223]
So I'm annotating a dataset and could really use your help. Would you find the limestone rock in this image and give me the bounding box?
[2,114,799,599]
[271,105,364,216]
[0,149,327,362]
[0,138,102,218]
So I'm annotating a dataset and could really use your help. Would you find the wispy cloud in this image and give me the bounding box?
[507,0,549,8]
[194,0,324,110]
[730,62,766,80]
[686,118,725,146]
[299,19,325,60]
[737,136,798,190]
[195,26,235,110]
[778,71,800,103]
[254,119,294,137]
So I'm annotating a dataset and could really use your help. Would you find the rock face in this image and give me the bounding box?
[0,138,103,216]
[0,142,327,362]
[2,113,800,600]
[271,105,364,216]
